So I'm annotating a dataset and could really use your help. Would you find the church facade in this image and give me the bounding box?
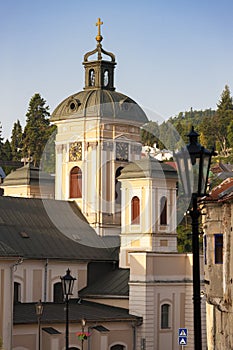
[0,19,207,350]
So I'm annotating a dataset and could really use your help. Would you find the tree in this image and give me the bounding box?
[2,140,12,161]
[141,121,160,147]
[11,120,23,161]
[2,139,13,175]
[211,85,233,156]
[22,93,51,166]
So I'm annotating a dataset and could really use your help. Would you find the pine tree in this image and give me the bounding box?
[11,120,23,161]
[213,85,233,155]
[2,139,13,175]
[22,93,51,166]
[2,140,12,161]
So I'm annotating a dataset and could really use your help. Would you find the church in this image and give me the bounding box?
[0,19,206,350]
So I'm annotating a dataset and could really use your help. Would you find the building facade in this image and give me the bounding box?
[0,19,207,350]
[202,178,233,350]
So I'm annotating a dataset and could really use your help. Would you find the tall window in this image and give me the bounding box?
[161,303,170,329]
[160,196,167,225]
[215,234,223,264]
[70,167,82,198]
[89,69,95,86]
[14,282,21,303]
[115,167,124,204]
[131,196,140,225]
[53,282,63,303]
[204,235,207,265]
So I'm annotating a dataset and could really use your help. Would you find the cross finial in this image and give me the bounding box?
[96,18,103,43]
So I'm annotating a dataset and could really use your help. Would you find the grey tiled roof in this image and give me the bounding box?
[0,196,119,261]
[79,268,129,298]
[0,241,18,257]
[14,299,141,325]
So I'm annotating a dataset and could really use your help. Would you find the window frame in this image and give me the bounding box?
[214,233,223,264]
[14,282,21,303]
[160,196,167,225]
[70,166,82,199]
[204,235,207,265]
[131,196,140,225]
[160,303,171,329]
[53,282,63,303]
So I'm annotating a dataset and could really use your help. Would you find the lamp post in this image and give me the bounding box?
[60,269,76,350]
[35,299,43,350]
[174,126,215,350]
[81,318,86,350]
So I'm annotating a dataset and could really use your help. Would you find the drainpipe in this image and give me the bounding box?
[10,257,23,349]
[44,259,48,302]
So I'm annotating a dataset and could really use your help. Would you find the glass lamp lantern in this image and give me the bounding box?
[174,127,215,197]
[60,268,76,297]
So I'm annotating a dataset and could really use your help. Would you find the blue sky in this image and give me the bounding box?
[1,0,233,139]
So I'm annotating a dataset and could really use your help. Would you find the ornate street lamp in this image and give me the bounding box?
[60,269,76,350]
[35,299,43,350]
[174,126,215,350]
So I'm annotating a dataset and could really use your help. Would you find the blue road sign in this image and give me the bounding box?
[179,328,188,337]
[179,336,187,345]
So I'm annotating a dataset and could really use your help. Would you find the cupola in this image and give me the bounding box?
[83,18,116,91]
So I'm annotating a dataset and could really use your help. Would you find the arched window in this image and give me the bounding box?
[160,196,167,225]
[110,345,125,350]
[115,167,124,204]
[89,69,95,86]
[161,303,170,329]
[131,196,140,225]
[53,282,63,303]
[70,167,82,198]
[14,282,21,303]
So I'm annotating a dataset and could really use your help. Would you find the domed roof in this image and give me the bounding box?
[2,163,54,186]
[51,89,148,123]
[51,19,148,125]
[118,157,178,180]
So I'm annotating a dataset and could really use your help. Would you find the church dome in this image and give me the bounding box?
[51,18,148,125]
[51,89,148,123]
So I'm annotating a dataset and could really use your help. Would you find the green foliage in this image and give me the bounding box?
[177,217,192,253]
[22,93,52,167]
[11,120,23,161]
[212,85,233,155]
[40,125,57,174]
[168,108,216,149]
[140,120,182,150]
[141,121,160,147]
[2,139,13,175]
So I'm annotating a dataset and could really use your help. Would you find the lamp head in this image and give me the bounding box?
[60,268,76,297]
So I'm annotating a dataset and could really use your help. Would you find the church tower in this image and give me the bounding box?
[118,157,178,267]
[51,19,148,236]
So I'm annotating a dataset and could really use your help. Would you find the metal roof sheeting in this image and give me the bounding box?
[0,196,119,261]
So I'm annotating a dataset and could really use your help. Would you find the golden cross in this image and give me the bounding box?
[96,18,103,37]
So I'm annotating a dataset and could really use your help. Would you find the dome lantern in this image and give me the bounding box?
[83,18,116,91]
